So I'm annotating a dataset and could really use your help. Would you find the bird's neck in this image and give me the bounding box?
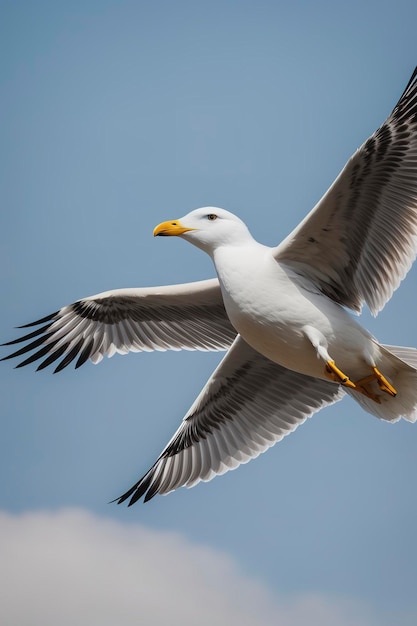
[211,241,270,296]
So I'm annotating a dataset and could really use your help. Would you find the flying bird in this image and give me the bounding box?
[3,68,417,505]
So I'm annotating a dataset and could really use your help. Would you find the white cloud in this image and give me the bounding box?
[0,508,412,626]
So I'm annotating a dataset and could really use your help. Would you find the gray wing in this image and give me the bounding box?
[1,279,236,372]
[116,337,345,505]
[274,67,417,315]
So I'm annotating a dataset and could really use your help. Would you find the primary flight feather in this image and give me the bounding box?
[3,68,417,505]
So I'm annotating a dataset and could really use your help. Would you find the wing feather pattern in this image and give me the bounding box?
[1,279,236,372]
[116,337,345,505]
[275,67,417,315]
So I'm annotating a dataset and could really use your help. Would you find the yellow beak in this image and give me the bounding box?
[153,219,196,237]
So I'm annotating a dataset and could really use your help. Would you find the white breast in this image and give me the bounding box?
[212,243,373,379]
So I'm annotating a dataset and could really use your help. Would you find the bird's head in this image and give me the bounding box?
[153,207,253,254]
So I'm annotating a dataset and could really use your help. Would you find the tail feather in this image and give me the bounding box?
[345,344,417,423]
[381,344,417,369]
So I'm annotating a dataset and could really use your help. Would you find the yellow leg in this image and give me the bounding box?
[325,361,396,403]
[372,367,397,397]
[325,360,356,389]
[354,379,382,404]
[325,361,381,403]
[354,368,397,398]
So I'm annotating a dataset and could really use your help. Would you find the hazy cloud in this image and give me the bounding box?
[0,509,412,626]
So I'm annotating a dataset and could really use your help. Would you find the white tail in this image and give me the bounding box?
[344,344,417,423]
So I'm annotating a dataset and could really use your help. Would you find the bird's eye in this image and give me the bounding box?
[207,214,218,221]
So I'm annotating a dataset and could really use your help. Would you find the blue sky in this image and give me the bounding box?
[1,1,417,624]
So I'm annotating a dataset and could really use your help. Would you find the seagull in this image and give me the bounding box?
[3,68,417,505]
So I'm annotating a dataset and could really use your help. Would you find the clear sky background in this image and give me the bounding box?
[1,1,417,625]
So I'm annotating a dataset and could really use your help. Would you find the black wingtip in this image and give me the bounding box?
[406,66,417,90]
[1,323,55,347]
[16,311,60,329]
[398,66,417,101]
[109,492,144,506]
[109,495,125,505]
[111,471,156,506]
[110,485,139,506]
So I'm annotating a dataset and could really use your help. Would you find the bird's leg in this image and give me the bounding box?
[303,327,358,391]
[356,366,397,398]
[351,375,382,403]
[325,360,356,389]
[343,367,396,403]
[303,327,391,403]
[324,361,382,403]
[323,352,396,402]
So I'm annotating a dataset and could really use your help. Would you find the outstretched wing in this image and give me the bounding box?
[1,279,236,372]
[116,337,345,505]
[275,67,417,315]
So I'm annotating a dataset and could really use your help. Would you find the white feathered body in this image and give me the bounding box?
[213,242,373,377]
[213,242,417,422]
